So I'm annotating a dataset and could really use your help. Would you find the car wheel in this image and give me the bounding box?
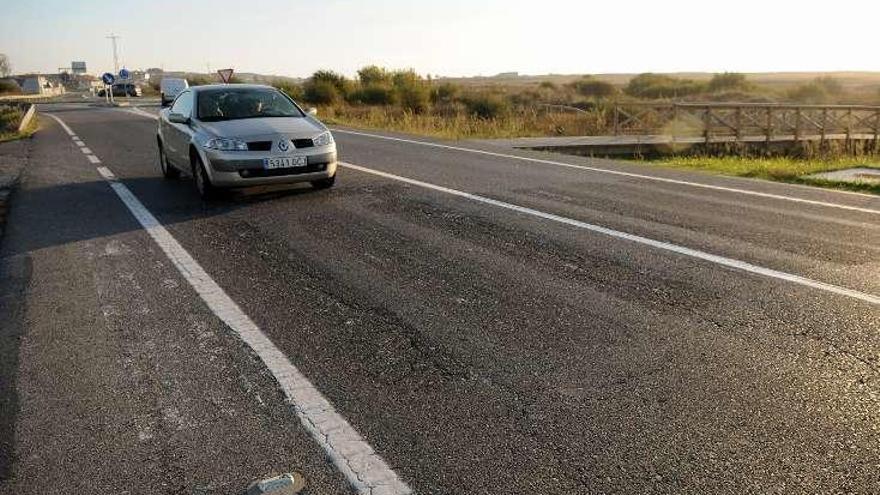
[311,175,336,190]
[158,141,180,179]
[192,155,218,200]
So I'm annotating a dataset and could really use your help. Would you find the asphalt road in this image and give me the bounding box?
[1,103,879,494]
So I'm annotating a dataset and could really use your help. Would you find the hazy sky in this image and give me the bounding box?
[2,0,878,77]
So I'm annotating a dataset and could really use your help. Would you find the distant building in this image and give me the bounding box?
[71,61,87,75]
[496,72,520,78]
[21,76,66,96]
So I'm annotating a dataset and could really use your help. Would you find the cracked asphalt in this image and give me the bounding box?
[1,103,879,494]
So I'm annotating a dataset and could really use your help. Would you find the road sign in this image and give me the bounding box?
[217,68,234,84]
[118,68,130,80]
[101,72,115,85]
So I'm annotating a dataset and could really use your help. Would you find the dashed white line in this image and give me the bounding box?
[47,113,412,495]
[340,161,880,307]
[80,147,93,154]
[334,128,880,215]
[86,154,101,164]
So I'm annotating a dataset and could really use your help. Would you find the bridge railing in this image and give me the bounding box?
[611,103,880,143]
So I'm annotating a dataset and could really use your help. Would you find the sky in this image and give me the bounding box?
[1,0,879,78]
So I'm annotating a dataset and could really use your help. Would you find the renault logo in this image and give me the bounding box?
[278,140,290,152]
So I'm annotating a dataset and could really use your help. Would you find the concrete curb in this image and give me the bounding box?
[17,104,36,133]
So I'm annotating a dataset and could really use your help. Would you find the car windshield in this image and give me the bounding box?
[197,88,304,121]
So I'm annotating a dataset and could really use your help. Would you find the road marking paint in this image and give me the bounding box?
[48,114,411,495]
[81,147,93,154]
[340,161,880,306]
[86,154,101,164]
[334,129,880,214]
[74,140,85,147]
[128,107,158,120]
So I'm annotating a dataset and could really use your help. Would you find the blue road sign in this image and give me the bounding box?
[118,68,130,80]
[102,72,115,85]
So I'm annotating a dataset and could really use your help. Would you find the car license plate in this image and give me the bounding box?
[263,156,307,169]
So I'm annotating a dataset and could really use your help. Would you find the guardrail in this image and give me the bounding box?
[611,103,880,145]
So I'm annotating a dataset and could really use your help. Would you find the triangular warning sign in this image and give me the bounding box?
[217,69,234,84]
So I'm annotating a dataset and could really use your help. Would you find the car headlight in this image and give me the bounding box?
[204,137,248,151]
[313,131,334,147]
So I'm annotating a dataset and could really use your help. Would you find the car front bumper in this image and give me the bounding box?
[203,148,338,187]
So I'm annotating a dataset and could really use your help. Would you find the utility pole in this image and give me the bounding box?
[106,33,121,74]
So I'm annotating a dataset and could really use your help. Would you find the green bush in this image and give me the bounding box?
[625,73,706,99]
[274,80,305,101]
[311,70,351,96]
[0,79,21,95]
[357,65,391,86]
[708,72,751,93]
[397,83,430,113]
[304,80,342,105]
[462,93,510,119]
[351,84,397,105]
[570,77,617,98]
[431,82,460,104]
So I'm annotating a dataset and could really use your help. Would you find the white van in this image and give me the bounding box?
[160,78,189,106]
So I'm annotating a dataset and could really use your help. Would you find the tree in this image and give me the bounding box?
[625,73,706,99]
[0,54,10,78]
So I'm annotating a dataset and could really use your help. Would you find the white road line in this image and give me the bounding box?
[80,147,93,154]
[74,140,85,147]
[334,129,880,215]
[49,114,412,495]
[340,161,880,307]
[86,154,101,164]
[128,107,158,120]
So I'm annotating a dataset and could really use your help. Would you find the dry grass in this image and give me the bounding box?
[321,105,613,139]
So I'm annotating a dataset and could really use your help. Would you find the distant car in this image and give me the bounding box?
[160,78,189,107]
[98,83,141,97]
[156,84,337,199]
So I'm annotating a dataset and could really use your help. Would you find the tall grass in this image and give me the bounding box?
[321,105,613,139]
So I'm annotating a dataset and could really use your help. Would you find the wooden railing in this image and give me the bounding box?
[611,103,880,144]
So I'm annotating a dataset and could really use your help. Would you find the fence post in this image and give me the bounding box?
[874,109,880,152]
[820,108,827,147]
[612,105,619,135]
[735,106,742,142]
[703,106,711,144]
[794,107,802,141]
[765,107,773,150]
[845,107,853,152]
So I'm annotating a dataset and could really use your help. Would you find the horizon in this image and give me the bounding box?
[2,0,879,79]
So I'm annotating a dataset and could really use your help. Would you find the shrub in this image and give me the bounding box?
[570,77,617,98]
[274,80,305,101]
[625,73,706,99]
[431,82,460,104]
[708,72,751,93]
[311,70,351,96]
[539,81,557,90]
[787,82,829,103]
[357,65,391,86]
[462,93,510,119]
[0,79,21,95]
[397,83,430,113]
[304,80,341,105]
[351,84,397,105]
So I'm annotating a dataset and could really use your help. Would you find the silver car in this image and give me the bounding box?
[156,84,337,198]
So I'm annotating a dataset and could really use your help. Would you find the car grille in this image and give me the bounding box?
[293,138,314,149]
[239,163,327,178]
[247,141,272,151]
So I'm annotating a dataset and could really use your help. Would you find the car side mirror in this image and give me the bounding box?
[306,107,318,116]
[168,112,189,124]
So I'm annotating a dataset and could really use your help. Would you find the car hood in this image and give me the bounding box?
[197,117,324,139]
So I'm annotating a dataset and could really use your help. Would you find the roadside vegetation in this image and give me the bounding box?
[0,104,37,142]
[271,67,880,140]
[639,155,880,195]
